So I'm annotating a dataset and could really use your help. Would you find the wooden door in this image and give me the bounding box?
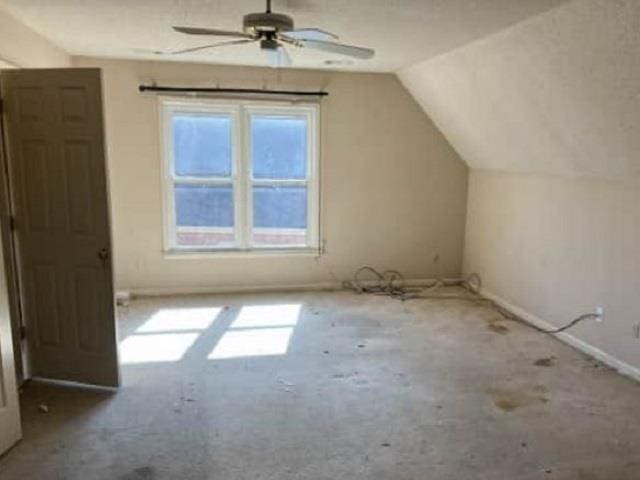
[0,68,119,387]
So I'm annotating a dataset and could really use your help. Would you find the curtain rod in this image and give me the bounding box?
[139,85,329,97]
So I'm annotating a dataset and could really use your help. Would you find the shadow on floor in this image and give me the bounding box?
[19,380,116,438]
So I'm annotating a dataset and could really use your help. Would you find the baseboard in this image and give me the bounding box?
[481,288,640,384]
[126,282,338,297]
[123,278,458,299]
[115,290,131,306]
[29,377,118,393]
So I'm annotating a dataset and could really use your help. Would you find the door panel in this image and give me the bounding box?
[22,140,52,231]
[32,263,61,347]
[1,69,119,388]
[65,141,94,235]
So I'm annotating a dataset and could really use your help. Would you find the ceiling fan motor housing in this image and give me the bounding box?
[260,38,279,51]
[243,12,294,34]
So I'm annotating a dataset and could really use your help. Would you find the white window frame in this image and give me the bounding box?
[160,97,320,256]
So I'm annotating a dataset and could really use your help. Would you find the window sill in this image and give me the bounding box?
[163,247,322,259]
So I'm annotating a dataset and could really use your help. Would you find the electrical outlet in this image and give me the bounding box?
[594,306,604,322]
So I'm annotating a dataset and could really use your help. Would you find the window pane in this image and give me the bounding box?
[175,184,234,247]
[251,115,307,179]
[173,114,232,177]
[252,186,307,246]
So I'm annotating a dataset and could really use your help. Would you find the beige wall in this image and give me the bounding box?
[465,170,640,371]
[72,57,468,293]
[396,0,640,372]
[0,7,69,68]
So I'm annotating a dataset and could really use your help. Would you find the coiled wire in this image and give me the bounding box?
[342,265,598,335]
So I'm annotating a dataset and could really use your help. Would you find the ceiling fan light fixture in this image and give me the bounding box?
[260,38,279,50]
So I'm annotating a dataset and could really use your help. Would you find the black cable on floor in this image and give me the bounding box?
[343,265,600,335]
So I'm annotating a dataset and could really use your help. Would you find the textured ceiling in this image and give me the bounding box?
[0,0,568,72]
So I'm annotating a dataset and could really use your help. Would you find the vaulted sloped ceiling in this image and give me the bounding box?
[399,0,640,180]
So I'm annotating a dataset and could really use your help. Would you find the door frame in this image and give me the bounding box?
[0,89,26,384]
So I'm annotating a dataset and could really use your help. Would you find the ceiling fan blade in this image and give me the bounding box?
[265,48,279,68]
[173,26,253,39]
[283,28,338,41]
[264,45,291,68]
[297,39,374,59]
[168,39,256,55]
[277,46,292,67]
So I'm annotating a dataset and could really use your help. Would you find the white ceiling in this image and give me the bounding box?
[0,0,569,72]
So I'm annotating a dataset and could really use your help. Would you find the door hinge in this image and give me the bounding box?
[19,324,26,339]
[8,214,16,231]
[0,97,4,114]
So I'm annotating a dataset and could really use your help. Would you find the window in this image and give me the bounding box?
[161,99,319,253]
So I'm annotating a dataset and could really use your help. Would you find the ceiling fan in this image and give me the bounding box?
[162,0,375,67]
